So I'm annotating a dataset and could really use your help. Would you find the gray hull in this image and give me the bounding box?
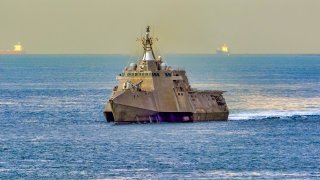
[104,102,228,124]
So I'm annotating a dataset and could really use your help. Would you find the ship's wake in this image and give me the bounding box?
[229,110,320,120]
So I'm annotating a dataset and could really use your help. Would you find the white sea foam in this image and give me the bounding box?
[0,168,10,172]
[202,170,320,178]
[0,101,17,105]
[97,170,320,179]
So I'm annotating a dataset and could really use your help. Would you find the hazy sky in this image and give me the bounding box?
[1,0,320,54]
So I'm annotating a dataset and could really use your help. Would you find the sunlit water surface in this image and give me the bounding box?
[0,55,319,179]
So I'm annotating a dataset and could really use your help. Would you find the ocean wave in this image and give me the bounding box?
[0,101,18,105]
[97,170,320,179]
[202,170,320,179]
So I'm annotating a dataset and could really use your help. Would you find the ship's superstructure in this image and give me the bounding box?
[0,42,25,54]
[104,26,229,124]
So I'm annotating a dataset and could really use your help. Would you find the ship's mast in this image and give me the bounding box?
[142,26,156,61]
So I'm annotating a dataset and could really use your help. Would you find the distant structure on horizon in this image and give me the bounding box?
[216,44,230,55]
[0,42,25,55]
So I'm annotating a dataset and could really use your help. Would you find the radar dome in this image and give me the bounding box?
[129,63,137,70]
[160,62,167,70]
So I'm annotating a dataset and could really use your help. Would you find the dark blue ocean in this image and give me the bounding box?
[0,54,319,179]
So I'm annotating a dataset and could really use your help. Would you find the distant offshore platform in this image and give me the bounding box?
[0,42,25,55]
[216,44,230,55]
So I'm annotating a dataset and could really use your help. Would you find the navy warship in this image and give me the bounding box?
[104,26,229,124]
